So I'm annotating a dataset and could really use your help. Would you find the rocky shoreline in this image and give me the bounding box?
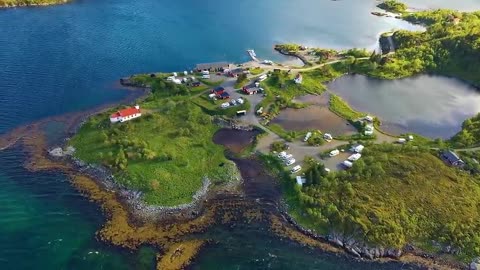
[0,0,68,8]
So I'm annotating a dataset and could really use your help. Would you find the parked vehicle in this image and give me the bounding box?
[236,110,246,116]
[329,149,340,157]
[303,132,312,142]
[278,151,287,159]
[202,74,210,79]
[348,153,362,162]
[283,154,293,160]
[291,165,302,173]
[285,158,296,166]
[343,160,353,168]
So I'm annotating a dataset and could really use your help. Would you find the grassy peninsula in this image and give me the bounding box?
[360,1,480,85]
[0,0,67,7]
[293,144,480,259]
[70,77,238,206]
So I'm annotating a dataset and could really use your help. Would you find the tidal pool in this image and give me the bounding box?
[327,74,480,139]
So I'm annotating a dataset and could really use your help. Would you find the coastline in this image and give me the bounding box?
[1,29,478,269]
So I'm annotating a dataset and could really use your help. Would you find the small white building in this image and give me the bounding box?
[110,105,141,123]
[294,74,303,84]
[296,176,306,186]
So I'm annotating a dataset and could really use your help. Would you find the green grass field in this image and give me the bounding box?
[69,78,238,206]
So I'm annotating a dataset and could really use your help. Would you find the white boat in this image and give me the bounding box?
[247,49,256,57]
[247,49,258,61]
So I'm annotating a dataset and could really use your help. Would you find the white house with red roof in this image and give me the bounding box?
[110,105,142,123]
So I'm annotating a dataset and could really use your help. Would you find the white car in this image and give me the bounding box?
[221,102,230,108]
[283,154,293,160]
[291,165,302,173]
[329,149,340,157]
[303,132,312,142]
[230,99,237,105]
[237,98,244,104]
[202,74,210,79]
[277,151,287,159]
[285,158,296,166]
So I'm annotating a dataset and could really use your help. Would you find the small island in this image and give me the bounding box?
[2,1,480,269]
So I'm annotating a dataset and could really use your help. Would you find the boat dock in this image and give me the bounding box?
[246,49,258,61]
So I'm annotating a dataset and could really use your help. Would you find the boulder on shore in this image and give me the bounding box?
[470,257,480,270]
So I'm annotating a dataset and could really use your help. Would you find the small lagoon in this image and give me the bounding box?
[327,74,480,139]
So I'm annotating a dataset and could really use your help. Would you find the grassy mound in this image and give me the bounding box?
[295,144,480,260]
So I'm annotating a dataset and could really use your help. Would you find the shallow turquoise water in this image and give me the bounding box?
[1,0,480,269]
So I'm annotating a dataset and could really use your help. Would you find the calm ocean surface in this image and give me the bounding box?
[1,0,480,269]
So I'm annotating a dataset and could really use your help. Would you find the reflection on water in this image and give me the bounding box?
[328,75,480,138]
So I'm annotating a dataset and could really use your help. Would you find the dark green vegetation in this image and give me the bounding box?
[365,2,480,85]
[460,151,480,175]
[451,113,480,147]
[293,144,480,260]
[0,0,66,7]
[234,73,248,88]
[377,0,407,13]
[70,75,239,206]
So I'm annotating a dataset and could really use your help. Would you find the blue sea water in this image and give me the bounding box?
[1,0,480,269]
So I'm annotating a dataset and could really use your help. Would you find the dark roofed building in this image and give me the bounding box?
[217,92,230,99]
[211,86,225,94]
[441,150,465,167]
[196,62,230,71]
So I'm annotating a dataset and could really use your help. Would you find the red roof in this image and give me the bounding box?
[110,107,140,118]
